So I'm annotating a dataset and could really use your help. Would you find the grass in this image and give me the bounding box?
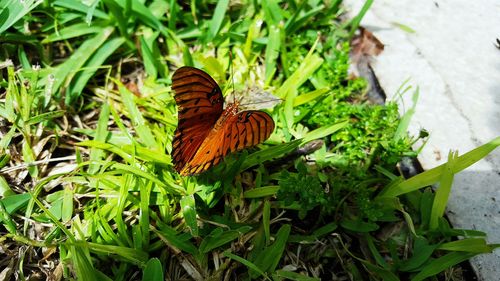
[1,0,499,280]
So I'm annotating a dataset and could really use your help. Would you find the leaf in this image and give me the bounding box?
[302,121,348,143]
[88,102,110,174]
[274,270,320,281]
[61,186,73,222]
[399,238,438,272]
[410,252,477,281]
[140,35,158,78]
[0,175,14,197]
[341,219,379,232]
[180,195,198,237]
[154,227,199,256]
[438,238,494,253]
[51,27,115,103]
[199,226,252,253]
[0,0,42,34]
[142,258,164,281]
[251,224,291,277]
[224,251,271,281]
[429,151,457,230]
[348,0,374,38]
[0,193,31,214]
[379,137,500,197]
[117,82,158,148]
[240,140,301,172]
[264,24,281,85]
[208,0,229,40]
[293,88,330,107]
[244,186,279,198]
[263,200,271,245]
[69,37,125,99]
[394,87,418,140]
[275,52,323,99]
[0,200,16,234]
[42,23,104,43]
[392,22,416,33]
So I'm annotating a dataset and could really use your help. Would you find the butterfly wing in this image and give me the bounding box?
[180,110,274,175]
[171,66,224,173]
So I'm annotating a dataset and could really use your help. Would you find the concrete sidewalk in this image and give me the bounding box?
[344,1,500,280]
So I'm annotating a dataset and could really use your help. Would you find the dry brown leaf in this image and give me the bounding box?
[351,27,384,58]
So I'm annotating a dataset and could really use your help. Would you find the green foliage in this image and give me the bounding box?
[1,1,498,281]
[277,164,328,218]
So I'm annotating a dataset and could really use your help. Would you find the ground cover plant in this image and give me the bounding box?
[1,0,499,280]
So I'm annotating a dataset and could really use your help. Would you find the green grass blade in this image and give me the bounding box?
[293,88,329,107]
[180,195,198,237]
[285,4,324,35]
[154,227,199,255]
[69,37,125,98]
[438,238,494,253]
[22,141,38,178]
[399,238,438,272]
[275,51,323,99]
[70,245,100,281]
[53,0,109,19]
[244,14,263,59]
[117,82,158,148]
[167,0,177,30]
[85,242,148,266]
[199,226,251,253]
[394,87,419,140]
[88,102,110,174]
[142,258,164,281]
[380,137,500,197]
[42,23,104,43]
[252,224,291,276]
[26,110,65,126]
[51,27,114,103]
[302,121,348,143]
[429,151,457,230]
[240,140,301,172]
[244,186,279,198]
[274,270,320,281]
[264,24,281,85]
[263,200,271,245]
[0,200,17,234]
[114,0,167,35]
[261,0,283,26]
[223,251,271,281]
[208,0,229,40]
[1,193,30,214]
[140,35,158,78]
[61,186,73,222]
[348,0,374,38]
[0,175,14,197]
[139,180,152,250]
[0,0,42,34]
[110,163,183,194]
[410,252,477,281]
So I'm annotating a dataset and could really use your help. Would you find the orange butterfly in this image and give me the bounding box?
[171,66,275,176]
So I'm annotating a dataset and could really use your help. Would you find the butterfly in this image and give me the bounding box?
[171,66,275,176]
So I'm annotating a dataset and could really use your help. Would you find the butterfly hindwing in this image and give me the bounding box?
[171,67,224,173]
[180,110,274,176]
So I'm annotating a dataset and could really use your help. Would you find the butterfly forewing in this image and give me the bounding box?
[171,67,224,172]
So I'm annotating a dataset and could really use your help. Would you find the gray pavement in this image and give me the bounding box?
[344,1,500,279]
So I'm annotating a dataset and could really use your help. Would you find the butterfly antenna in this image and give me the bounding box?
[239,98,283,107]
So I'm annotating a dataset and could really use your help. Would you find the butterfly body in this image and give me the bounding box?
[171,67,274,176]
